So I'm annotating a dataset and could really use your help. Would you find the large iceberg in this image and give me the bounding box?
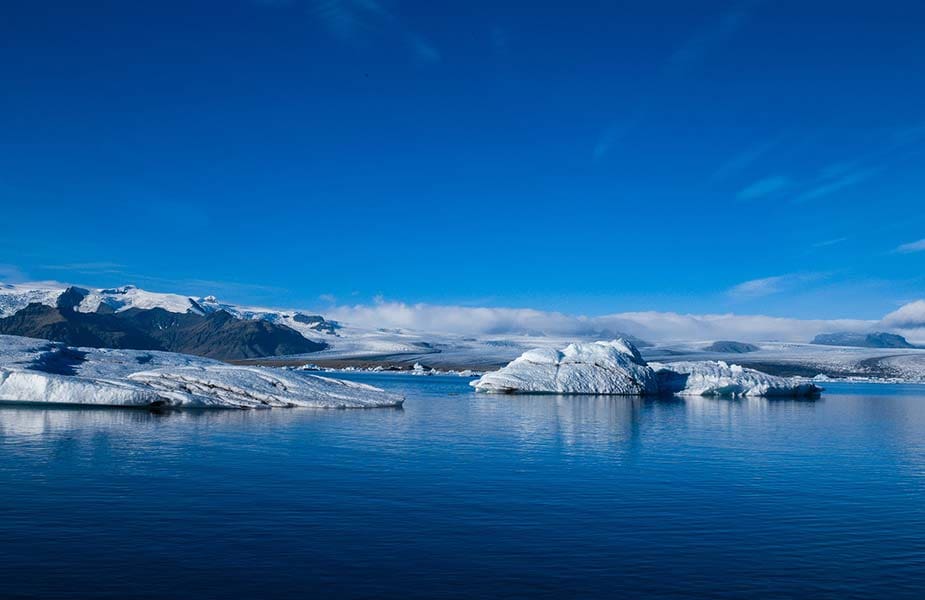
[471,339,821,398]
[471,339,659,395]
[0,335,402,409]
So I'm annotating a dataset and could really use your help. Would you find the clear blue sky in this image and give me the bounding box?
[2,0,923,319]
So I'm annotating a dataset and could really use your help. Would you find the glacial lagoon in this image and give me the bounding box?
[2,374,925,599]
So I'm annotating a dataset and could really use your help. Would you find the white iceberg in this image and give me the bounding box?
[470,339,659,395]
[471,339,821,397]
[0,335,402,409]
[651,360,822,398]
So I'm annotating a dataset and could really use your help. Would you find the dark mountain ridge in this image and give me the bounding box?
[812,332,915,349]
[703,341,760,353]
[0,287,326,360]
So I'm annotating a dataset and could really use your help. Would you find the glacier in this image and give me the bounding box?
[0,335,403,409]
[472,339,822,398]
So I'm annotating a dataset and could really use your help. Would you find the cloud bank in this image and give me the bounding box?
[326,300,888,343]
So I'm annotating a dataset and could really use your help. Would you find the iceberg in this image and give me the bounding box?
[471,339,821,397]
[470,339,659,395]
[651,360,822,398]
[0,335,403,409]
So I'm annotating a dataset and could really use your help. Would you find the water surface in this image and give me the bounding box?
[2,375,924,599]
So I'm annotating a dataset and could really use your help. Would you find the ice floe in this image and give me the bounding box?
[0,335,403,409]
[651,360,822,398]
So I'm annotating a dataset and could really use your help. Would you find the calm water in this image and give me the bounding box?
[2,375,925,599]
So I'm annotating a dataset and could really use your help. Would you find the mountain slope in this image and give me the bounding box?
[0,287,326,360]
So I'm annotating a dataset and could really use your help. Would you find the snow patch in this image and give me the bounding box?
[78,285,199,315]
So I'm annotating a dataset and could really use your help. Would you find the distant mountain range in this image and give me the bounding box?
[812,332,916,349]
[0,285,332,360]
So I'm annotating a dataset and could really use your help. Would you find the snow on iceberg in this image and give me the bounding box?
[471,339,821,397]
[651,361,822,398]
[470,339,659,395]
[0,335,402,409]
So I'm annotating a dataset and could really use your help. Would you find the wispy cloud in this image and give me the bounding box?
[490,26,508,54]
[737,175,792,200]
[98,274,288,303]
[812,237,848,248]
[669,0,762,67]
[0,264,28,283]
[408,33,440,63]
[896,239,925,254]
[713,137,780,181]
[794,165,879,203]
[41,262,125,275]
[592,116,640,162]
[891,120,925,146]
[728,273,824,299]
[308,0,440,63]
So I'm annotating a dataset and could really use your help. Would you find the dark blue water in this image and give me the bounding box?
[2,375,925,599]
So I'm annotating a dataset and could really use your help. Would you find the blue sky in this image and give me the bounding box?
[2,0,924,320]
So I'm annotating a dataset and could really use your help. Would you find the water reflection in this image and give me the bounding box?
[0,406,241,438]
[2,377,925,600]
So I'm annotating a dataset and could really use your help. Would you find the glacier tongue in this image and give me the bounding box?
[0,335,402,409]
[471,339,821,397]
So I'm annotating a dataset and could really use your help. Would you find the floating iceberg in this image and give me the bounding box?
[470,339,659,395]
[471,339,821,398]
[0,335,402,409]
[651,360,822,398]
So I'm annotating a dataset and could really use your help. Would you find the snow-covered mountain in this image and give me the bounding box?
[0,284,334,360]
[0,282,68,319]
[0,283,340,339]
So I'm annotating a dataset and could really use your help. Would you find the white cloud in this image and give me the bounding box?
[409,34,441,63]
[812,237,848,248]
[326,299,875,343]
[896,239,925,254]
[713,137,780,181]
[41,262,125,275]
[794,167,879,203]
[728,273,822,299]
[309,0,440,62]
[737,175,792,200]
[881,300,925,329]
[670,0,761,67]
